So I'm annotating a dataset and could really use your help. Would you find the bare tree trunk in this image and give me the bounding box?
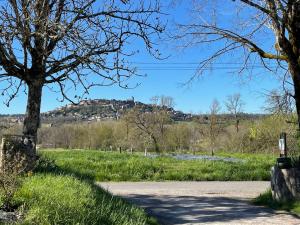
[236,119,239,133]
[1,82,43,172]
[290,66,300,131]
[294,86,300,131]
[151,134,159,153]
[23,82,43,142]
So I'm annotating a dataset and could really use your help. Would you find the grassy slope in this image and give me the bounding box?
[0,156,158,225]
[14,175,153,225]
[253,189,300,216]
[40,149,276,181]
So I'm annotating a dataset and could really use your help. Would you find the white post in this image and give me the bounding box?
[0,138,5,171]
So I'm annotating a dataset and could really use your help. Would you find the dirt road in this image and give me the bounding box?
[98,181,300,225]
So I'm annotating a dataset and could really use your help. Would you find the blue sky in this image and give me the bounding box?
[0,1,284,114]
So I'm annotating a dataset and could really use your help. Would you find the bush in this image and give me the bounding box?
[221,115,299,153]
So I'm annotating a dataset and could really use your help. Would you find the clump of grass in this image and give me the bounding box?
[14,174,154,225]
[39,149,275,181]
[253,189,300,215]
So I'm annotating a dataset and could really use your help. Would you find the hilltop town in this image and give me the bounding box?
[0,98,265,126]
[42,98,192,123]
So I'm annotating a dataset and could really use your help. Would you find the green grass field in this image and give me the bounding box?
[39,149,276,181]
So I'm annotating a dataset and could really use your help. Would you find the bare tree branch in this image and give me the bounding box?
[0,0,164,139]
[174,0,300,129]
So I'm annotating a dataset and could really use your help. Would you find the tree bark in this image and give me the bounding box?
[1,82,43,172]
[290,64,300,131]
[151,134,160,153]
[294,85,300,131]
[23,82,43,142]
[236,119,239,133]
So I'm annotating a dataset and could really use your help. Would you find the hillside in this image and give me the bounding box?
[0,98,267,125]
[42,98,192,123]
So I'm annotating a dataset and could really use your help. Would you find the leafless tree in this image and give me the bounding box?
[264,89,294,114]
[125,105,171,152]
[149,95,174,149]
[210,99,221,115]
[209,99,221,156]
[159,95,175,108]
[175,0,300,130]
[225,93,244,132]
[150,95,175,108]
[0,0,164,150]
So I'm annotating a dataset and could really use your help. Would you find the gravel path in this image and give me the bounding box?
[98,181,300,225]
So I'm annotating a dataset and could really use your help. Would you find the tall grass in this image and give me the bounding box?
[40,149,276,181]
[13,174,152,225]
[0,151,158,225]
[253,189,300,216]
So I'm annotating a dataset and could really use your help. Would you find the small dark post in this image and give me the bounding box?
[119,147,122,153]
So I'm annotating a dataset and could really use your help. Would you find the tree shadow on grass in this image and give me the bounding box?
[34,156,96,181]
[33,156,158,225]
[120,194,300,225]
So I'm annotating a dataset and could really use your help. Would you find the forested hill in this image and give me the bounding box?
[1,98,267,124]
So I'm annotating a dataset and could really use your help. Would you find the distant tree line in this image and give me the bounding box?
[35,112,297,155]
[1,94,298,154]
